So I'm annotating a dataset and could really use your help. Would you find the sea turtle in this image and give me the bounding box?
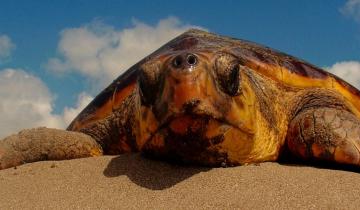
[1,29,360,170]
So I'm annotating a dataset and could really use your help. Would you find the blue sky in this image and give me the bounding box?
[0,0,360,137]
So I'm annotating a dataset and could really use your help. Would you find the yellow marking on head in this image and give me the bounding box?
[204,120,231,139]
[90,148,103,157]
[216,126,254,164]
[136,106,159,150]
[224,71,257,134]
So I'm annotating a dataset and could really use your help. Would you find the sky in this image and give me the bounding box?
[0,0,360,138]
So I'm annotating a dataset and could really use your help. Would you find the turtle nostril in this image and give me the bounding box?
[186,54,197,65]
[173,54,198,68]
[173,55,183,68]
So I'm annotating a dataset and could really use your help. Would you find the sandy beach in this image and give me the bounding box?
[1,154,360,209]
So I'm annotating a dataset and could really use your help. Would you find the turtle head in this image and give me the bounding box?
[138,42,258,166]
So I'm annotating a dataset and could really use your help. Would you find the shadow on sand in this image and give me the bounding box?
[103,154,210,190]
[103,152,360,190]
[278,150,360,173]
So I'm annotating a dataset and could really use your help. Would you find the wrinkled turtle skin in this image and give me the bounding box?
[2,29,360,169]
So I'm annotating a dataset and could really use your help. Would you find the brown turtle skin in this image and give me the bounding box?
[1,29,360,169]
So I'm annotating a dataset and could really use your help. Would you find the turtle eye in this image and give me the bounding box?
[139,61,162,105]
[225,64,240,95]
[215,54,241,96]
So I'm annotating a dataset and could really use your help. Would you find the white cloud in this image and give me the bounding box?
[0,69,94,139]
[325,61,360,89]
[340,0,360,22]
[0,69,64,138]
[46,17,203,91]
[0,35,15,62]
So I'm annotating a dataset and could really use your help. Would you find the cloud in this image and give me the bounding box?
[0,69,94,139]
[340,0,360,22]
[0,69,64,138]
[45,17,203,91]
[325,61,360,89]
[0,35,15,62]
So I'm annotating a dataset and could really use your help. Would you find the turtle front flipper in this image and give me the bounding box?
[286,107,360,166]
[0,127,103,170]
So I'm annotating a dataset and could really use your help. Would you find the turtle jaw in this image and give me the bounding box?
[140,113,254,167]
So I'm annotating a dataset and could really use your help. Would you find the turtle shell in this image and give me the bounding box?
[67,29,360,166]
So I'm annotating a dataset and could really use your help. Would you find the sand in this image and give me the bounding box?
[0,154,360,210]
